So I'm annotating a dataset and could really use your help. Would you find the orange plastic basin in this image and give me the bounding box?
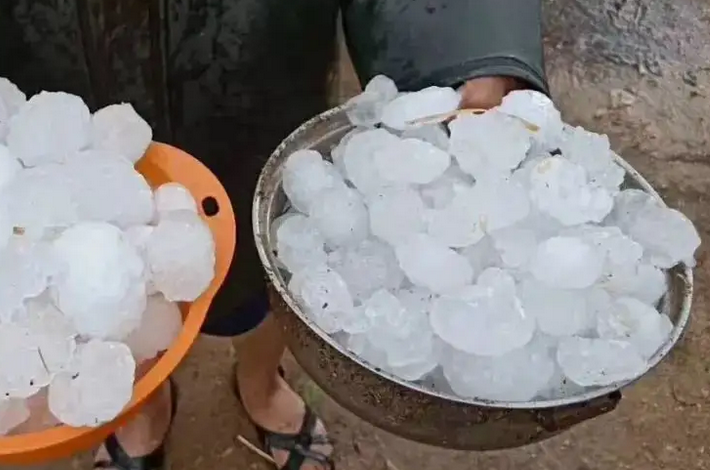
[0,142,236,465]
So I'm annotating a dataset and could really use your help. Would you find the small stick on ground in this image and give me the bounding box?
[237,435,276,464]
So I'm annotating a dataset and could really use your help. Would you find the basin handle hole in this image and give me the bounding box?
[202,196,219,217]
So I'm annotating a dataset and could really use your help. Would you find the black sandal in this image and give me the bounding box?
[234,366,335,470]
[93,379,179,470]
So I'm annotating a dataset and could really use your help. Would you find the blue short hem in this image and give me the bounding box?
[199,290,270,337]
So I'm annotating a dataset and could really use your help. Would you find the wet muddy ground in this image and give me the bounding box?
[12,1,710,468]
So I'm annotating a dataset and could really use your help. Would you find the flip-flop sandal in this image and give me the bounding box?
[93,379,179,470]
[234,366,335,470]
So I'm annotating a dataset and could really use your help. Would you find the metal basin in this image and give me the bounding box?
[253,105,694,451]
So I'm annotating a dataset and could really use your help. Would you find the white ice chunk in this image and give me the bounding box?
[449,111,531,177]
[342,129,398,195]
[309,185,369,248]
[52,222,147,340]
[91,103,153,164]
[498,90,565,150]
[459,175,531,232]
[125,294,182,362]
[490,227,538,269]
[431,268,534,356]
[557,337,646,387]
[327,239,403,302]
[627,204,701,268]
[396,234,473,294]
[363,289,437,376]
[4,164,78,239]
[153,182,198,216]
[7,91,91,167]
[597,297,673,359]
[48,340,135,427]
[0,238,57,316]
[530,236,604,289]
[374,138,451,185]
[381,86,460,130]
[369,186,427,246]
[519,279,592,336]
[441,337,555,401]
[145,211,215,302]
[606,189,658,232]
[559,126,625,192]
[529,156,614,225]
[345,75,398,127]
[0,324,53,399]
[330,128,364,177]
[282,149,345,213]
[428,175,530,249]
[273,213,327,272]
[537,363,586,400]
[603,262,667,306]
[19,294,77,374]
[288,264,355,334]
[64,151,155,228]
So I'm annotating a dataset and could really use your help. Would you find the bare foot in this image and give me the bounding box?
[237,368,333,470]
[93,381,172,468]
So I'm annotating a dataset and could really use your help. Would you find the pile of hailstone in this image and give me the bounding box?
[273,75,701,403]
[0,78,215,435]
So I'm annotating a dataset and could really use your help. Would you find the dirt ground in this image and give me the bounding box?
[13,1,710,469]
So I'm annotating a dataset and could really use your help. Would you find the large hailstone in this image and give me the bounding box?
[0,237,56,317]
[124,294,183,362]
[529,156,614,226]
[308,185,369,248]
[0,324,53,399]
[498,89,565,149]
[440,335,555,402]
[395,234,473,294]
[530,236,604,289]
[52,222,147,340]
[557,337,646,387]
[380,86,461,130]
[48,341,135,427]
[288,264,355,334]
[597,297,673,359]
[7,91,91,167]
[341,128,398,195]
[64,150,155,228]
[558,126,625,193]
[345,75,398,127]
[4,164,79,239]
[153,182,198,217]
[91,103,153,164]
[273,213,327,273]
[282,149,345,214]
[373,137,451,185]
[431,268,535,356]
[448,111,531,177]
[145,210,216,302]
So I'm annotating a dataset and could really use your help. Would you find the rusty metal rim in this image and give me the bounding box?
[253,104,694,411]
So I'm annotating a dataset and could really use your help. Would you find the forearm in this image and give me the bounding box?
[341,0,549,95]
